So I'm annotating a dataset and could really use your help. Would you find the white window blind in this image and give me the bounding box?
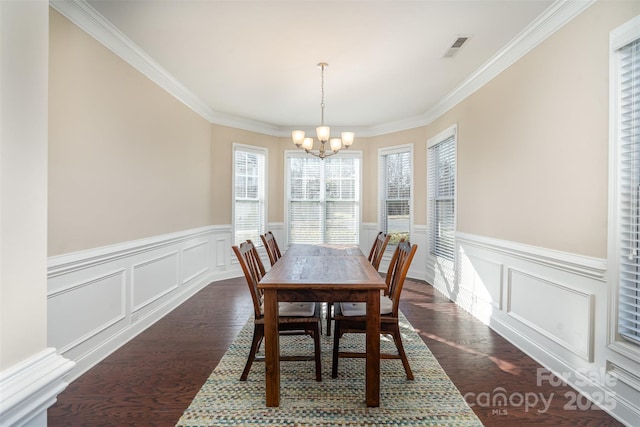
[617,37,640,345]
[233,145,266,246]
[428,133,456,261]
[286,153,360,245]
[379,146,412,244]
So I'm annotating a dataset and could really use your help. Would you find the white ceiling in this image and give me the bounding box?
[78,0,562,136]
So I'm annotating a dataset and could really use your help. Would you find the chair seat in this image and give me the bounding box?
[340,296,393,316]
[260,301,316,317]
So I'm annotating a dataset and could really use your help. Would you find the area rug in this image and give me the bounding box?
[176,312,483,426]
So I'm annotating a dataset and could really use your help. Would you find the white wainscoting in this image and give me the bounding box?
[47,225,241,382]
[449,232,640,426]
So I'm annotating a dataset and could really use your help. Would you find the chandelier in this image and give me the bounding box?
[291,63,354,159]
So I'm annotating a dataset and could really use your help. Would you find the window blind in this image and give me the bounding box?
[287,153,360,245]
[428,135,456,261]
[379,148,411,244]
[234,146,266,246]
[618,38,640,345]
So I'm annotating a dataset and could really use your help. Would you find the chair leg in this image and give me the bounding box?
[240,325,263,381]
[392,326,414,380]
[313,324,322,382]
[331,320,341,378]
[326,302,332,336]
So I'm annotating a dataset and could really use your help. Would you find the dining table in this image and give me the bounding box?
[257,243,387,407]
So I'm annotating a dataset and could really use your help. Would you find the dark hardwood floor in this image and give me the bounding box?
[48,277,624,426]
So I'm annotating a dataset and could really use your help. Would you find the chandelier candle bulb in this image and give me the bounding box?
[302,137,314,151]
[341,132,355,147]
[330,138,342,152]
[316,126,331,143]
[292,130,306,147]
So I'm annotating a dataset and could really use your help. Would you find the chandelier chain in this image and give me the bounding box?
[320,64,325,126]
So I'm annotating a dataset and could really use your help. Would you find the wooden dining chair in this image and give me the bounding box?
[368,231,391,271]
[233,240,322,381]
[325,232,391,337]
[331,239,418,380]
[260,231,282,266]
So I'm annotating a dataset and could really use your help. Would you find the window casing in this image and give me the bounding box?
[427,127,456,262]
[286,151,361,245]
[378,145,412,245]
[611,17,640,347]
[233,144,266,246]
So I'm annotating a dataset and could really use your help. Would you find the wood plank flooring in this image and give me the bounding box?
[48,277,624,426]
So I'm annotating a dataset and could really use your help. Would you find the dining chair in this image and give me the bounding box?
[233,240,322,381]
[325,232,391,337]
[368,231,391,271]
[260,231,282,266]
[331,239,418,380]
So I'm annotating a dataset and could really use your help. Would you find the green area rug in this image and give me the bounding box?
[176,312,483,426]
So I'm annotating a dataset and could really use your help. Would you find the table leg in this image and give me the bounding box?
[263,289,280,407]
[365,289,380,407]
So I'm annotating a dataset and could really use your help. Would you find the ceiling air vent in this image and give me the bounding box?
[444,35,471,58]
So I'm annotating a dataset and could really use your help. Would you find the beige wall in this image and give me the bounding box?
[426,0,639,259]
[48,1,640,260]
[209,124,281,225]
[364,128,428,224]
[48,10,212,256]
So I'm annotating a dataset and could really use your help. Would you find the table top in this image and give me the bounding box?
[258,244,386,291]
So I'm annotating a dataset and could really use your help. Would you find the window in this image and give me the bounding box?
[428,126,456,261]
[286,152,360,244]
[378,145,412,244]
[611,17,640,346]
[233,144,266,246]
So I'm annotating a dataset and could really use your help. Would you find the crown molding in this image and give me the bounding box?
[50,0,595,138]
[49,0,282,136]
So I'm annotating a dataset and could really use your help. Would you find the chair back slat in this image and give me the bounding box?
[260,231,282,266]
[232,240,266,319]
[368,232,391,271]
[385,240,418,316]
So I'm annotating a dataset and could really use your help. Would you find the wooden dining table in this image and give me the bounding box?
[257,243,387,407]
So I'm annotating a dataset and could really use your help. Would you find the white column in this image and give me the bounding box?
[0,2,73,425]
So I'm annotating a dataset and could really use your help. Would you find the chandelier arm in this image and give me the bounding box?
[303,149,338,160]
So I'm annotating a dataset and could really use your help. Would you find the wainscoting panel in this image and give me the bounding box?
[48,269,126,357]
[132,252,180,314]
[183,240,210,284]
[452,233,605,371]
[48,225,241,382]
[507,268,594,362]
[449,232,640,425]
[216,237,227,269]
[459,250,503,310]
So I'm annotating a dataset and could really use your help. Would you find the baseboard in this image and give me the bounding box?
[0,348,75,426]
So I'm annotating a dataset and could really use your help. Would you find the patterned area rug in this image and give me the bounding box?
[177,312,483,426]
